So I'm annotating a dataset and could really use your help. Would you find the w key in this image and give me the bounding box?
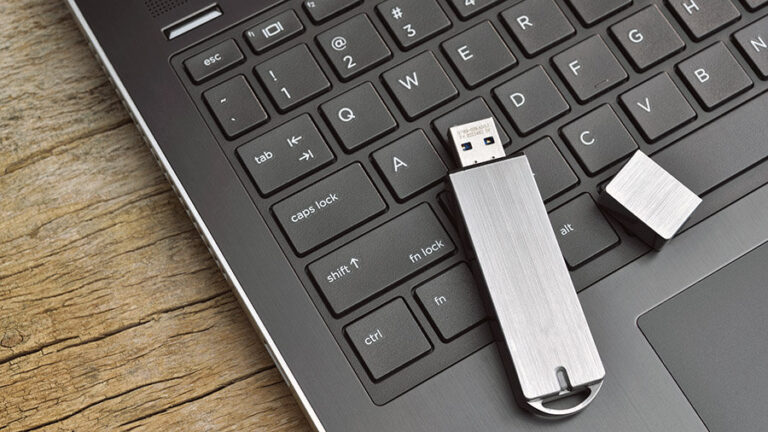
[382,52,458,120]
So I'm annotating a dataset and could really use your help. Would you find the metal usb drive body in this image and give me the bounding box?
[447,119,605,417]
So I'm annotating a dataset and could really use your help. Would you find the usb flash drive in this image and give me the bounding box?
[447,118,605,418]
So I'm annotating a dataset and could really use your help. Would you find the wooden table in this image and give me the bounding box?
[0,1,310,430]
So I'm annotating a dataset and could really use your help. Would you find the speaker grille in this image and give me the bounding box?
[145,0,190,18]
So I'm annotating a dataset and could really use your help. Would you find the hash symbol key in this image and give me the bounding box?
[377,0,451,50]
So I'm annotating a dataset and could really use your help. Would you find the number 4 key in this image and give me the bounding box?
[448,0,503,20]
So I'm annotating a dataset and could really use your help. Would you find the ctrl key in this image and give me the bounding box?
[346,299,431,381]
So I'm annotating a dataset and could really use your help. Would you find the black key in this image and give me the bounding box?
[493,66,570,136]
[345,299,431,380]
[203,76,268,139]
[733,15,768,79]
[561,104,638,175]
[549,194,619,269]
[309,204,454,314]
[317,14,392,82]
[245,10,304,54]
[610,5,686,71]
[653,91,768,195]
[667,0,740,41]
[376,0,452,50]
[415,264,486,341]
[303,0,362,23]
[382,52,458,120]
[372,130,447,201]
[320,82,397,152]
[441,21,517,88]
[447,0,502,20]
[254,44,331,113]
[552,35,628,103]
[619,73,696,142]
[567,0,632,26]
[500,0,575,57]
[237,114,334,196]
[431,98,510,149]
[521,137,578,202]
[272,163,386,254]
[184,39,244,84]
[677,42,752,110]
[742,0,768,10]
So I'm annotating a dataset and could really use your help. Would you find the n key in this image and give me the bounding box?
[733,15,768,79]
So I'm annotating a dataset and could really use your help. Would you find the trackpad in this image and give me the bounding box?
[639,242,768,432]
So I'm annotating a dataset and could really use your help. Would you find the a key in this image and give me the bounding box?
[271,163,386,255]
[372,130,447,201]
[203,75,268,139]
[610,5,686,71]
[245,10,304,54]
[184,39,244,84]
[316,14,392,82]
[432,98,510,149]
[520,137,578,202]
[742,0,768,10]
[667,0,740,41]
[549,194,620,269]
[561,104,638,175]
[619,72,697,142]
[733,15,768,79]
[441,21,517,88]
[303,0,362,23]
[309,204,455,314]
[653,91,768,195]
[345,299,431,380]
[237,114,334,196]
[500,0,575,57]
[567,0,632,26]
[376,0,452,50]
[415,264,486,341]
[254,44,331,113]
[493,66,570,136]
[320,82,397,152]
[447,0,503,20]
[382,52,458,120]
[677,42,752,110]
[552,35,628,103]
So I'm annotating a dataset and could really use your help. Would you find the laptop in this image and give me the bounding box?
[65,0,768,430]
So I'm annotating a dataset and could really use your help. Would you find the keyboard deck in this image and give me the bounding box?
[171,0,768,404]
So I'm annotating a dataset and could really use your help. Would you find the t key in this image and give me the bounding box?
[254,44,331,113]
[377,0,451,50]
[552,35,628,103]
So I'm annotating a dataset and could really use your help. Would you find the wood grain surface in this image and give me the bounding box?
[0,1,310,430]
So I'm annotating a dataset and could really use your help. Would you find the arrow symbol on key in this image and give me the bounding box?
[287,135,303,147]
[350,257,359,268]
[299,149,314,161]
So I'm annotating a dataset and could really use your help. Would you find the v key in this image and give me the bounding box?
[620,73,696,142]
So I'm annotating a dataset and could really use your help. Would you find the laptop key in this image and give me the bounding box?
[415,264,486,341]
[493,66,570,136]
[309,204,454,314]
[377,0,451,50]
[447,0,502,20]
[303,0,362,23]
[549,194,620,269]
[742,0,768,10]
[272,163,386,255]
[667,0,740,41]
[237,114,334,196]
[316,14,392,82]
[552,35,628,103]
[382,52,458,120]
[345,299,431,380]
[441,21,517,89]
[372,130,447,202]
[610,5,686,71]
[254,44,331,113]
[320,82,397,152]
[184,39,244,84]
[500,0,575,57]
[619,72,697,142]
[432,98,510,150]
[561,104,638,175]
[203,76,268,139]
[520,137,578,202]
[567,0,632,26]
[245,10,304,54]
[677,42,752,110]
[733,15,768,79]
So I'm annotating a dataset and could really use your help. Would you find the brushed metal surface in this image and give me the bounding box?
[449,155,605,413]
[601,151,701,249]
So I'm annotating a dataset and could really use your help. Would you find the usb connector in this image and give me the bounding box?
[447,118,605,418]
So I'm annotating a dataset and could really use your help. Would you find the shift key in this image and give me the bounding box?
[309,204,455,314]
[272,164,387,254]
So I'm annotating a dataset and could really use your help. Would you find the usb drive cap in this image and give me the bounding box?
[449,118,506,168]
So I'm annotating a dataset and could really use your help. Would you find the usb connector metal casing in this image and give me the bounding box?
[448,119,605,417]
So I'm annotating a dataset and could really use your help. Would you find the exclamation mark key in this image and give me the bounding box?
[254,44,331,112]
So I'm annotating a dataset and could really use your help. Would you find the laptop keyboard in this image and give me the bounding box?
[172,0,768,404]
